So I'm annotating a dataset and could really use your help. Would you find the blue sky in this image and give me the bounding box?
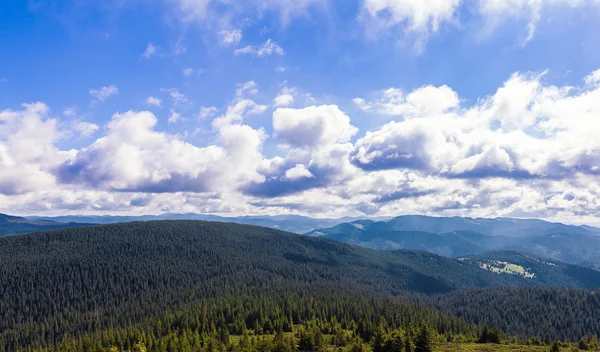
[2,0,600,223]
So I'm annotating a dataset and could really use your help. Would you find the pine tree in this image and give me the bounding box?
[414,326,432,352]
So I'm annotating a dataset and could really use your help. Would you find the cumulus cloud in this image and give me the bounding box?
[354,85,459,117]
[0,103,67,195]
[244,105,359,198]
[89,85,118,102]
[235,39,284,57]
[273,105,358,148]
[352,69,600,183]
[4,69,600,221]
[274,87,295,107]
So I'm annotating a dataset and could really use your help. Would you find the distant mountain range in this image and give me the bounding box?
[0,213,93,236]
[5,212,600,269]
[306,215,600,269]
[27,213,384,234]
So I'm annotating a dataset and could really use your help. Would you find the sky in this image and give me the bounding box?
[1,0,600,223]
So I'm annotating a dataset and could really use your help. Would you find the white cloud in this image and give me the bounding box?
[352,69,600,183]
[4,70,600,221]
[274,87,295,107]
[212,99,267,128]
[273,105,358,149]
[276,66,287,72]
[236,81,259,97]
[478,0,600,45]
[0,103,67,195]
[219,29,242,45]
[285,164,314,180]
[161,88,189,104]
[168,110,184,124]
[73,121,100,137]
[584,69,600,87]
[183,68,203,77]
[354,85,459,118]
[235,39,284,57]
[361,0,461,51]
[145,97,162,107]
[171,0,325,24]
[198,106,218,119]
[89,85,118,102]
[174,38,187,55]
[141,42,158,59]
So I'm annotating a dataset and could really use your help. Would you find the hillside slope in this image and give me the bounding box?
[1,221,600,350]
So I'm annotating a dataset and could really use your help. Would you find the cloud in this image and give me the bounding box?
[354,85,459,117]
[285,164,314,180]
[235,39,284,57]
[361,0,461,51]
[183,68,203,77]
[141,42,158,59]
[168,110,183,123]
[274,87,295,107]
[478,0,600,45]
[198,106,218,119]
[170,0,325,24]
[89,85,118,102]
[174,38,187,55]
[273,105,358,148]
[73,121,100,137]
[219,29,242,45]
[161,88,189,104]
[585,69,600,87]
[55,110,226,193]
[4,70,600,221]
[352,69,600,183]
[0,103,67,195]
[244,105,359,198]
[145,96,162,107]
[212,99,267,128]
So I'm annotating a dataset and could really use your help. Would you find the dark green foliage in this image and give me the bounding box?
[414,326,432,352]
[0,221,479,350]
[427,287,600,341]
[0,220,599,350]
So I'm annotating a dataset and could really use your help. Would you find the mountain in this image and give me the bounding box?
[306,216,600,268]
[307,215,598,238]
[1,220,600,350]
[0,213,93,236]
[27,213,384,234]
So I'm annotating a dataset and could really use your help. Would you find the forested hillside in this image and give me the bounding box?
[0,221,599,351]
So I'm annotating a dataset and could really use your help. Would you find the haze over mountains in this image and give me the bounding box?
[4,212,600,269]
[306,215,600,269]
